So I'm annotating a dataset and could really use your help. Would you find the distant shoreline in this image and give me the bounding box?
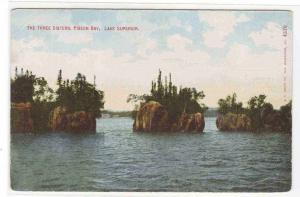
[101,108,218,118]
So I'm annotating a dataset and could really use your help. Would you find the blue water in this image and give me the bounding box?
[11,117,291,192]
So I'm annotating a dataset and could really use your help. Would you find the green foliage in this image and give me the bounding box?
[11,67,55,131]
[11,68,54,103]
[280,100,292,117]
[31,101,55,132]
[128,69,207,121]
[33,77,54,102]
[247,95,267,111]
[31,76,55,131]
[55,70,104,117]
[279,100,292,131]
[217,93,244,115]
[218,92,292,131]
[11,67,105,132]
[217,94,273,130]
[245,94,270,130]
[11,68,35,103]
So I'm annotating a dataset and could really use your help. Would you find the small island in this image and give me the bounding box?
[11,68,104,133]
[10,68,292,134]
[127,70,207,132]
[216,93,292,132]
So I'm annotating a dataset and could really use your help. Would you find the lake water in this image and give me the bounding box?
[11,117,291,192]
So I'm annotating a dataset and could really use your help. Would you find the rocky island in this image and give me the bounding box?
[216,94,292,132]
[129,70,207,132]
[133,101,205,132]
[10,68,104,133]
[11,68,292,134]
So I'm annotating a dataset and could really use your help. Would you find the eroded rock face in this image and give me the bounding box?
[261,105,291,132]
[178,112,205,132]
[216,112,251,131]
[67,111,96,132]
[133,101,169,132]
[217,108,292,132]
[133,101,205,132]
[48,106,68,131]
[11,102,33,133]
[48,106,96,133]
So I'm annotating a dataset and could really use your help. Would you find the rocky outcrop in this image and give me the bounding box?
[48,106,96,133]
[260,104,292,132]
[48,106,68,131]
[133,101,169,132]
[216,105,292,132]
[177,112,205,132]
[11,102,33,133]
[133,101,205,132]
[216,112,251,131]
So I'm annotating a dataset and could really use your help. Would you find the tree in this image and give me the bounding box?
[33,77,54,102]
[246,94,269,130]
[217,93,244,115]
[11,67,105,131]
[57,69,62,86]
[127,69,207,120]
[11,68,53,103]
[11,72,35,103]
[55,71,104,117]
[11,67,55,131]
[279,100,292,131]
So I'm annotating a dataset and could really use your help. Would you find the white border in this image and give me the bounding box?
[1,0,300,197]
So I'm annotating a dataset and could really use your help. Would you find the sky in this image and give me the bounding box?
[11,9,293,110]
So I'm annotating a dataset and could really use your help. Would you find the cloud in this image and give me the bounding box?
[249,22,284,50]
[136,38,157,57]
[169,17,183,27]
[11,9,73,27]
[225,43,281,74]
[11,35,212,109]
[11,16,292,110]
[11,9,96,45]
[167,34,193,51]
[11,37,45,50]
[56,31,94,44]
[222,42,292,105]
[199,12,250,48]
[11,38,46,68]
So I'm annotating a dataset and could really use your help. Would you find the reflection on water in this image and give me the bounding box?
[11,117,291,192]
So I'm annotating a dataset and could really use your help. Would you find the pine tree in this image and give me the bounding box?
[57,69,62,87]
[168,73,172,96]
[15,67,18,79]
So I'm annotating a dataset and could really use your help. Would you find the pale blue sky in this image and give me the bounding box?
[11,9,292,55]
[11,9,293,110]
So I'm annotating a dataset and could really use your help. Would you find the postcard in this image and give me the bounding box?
[10,8,292,192]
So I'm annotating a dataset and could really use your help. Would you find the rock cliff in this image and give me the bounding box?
[11,102,33,133]
[133,101,169,132]
[216,106,292,132]
[48,106,96,133]
[133,101,205,132]
[177,112,205,132]
[216,112,251,131]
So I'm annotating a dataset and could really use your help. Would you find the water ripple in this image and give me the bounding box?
[11,117,291,192]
